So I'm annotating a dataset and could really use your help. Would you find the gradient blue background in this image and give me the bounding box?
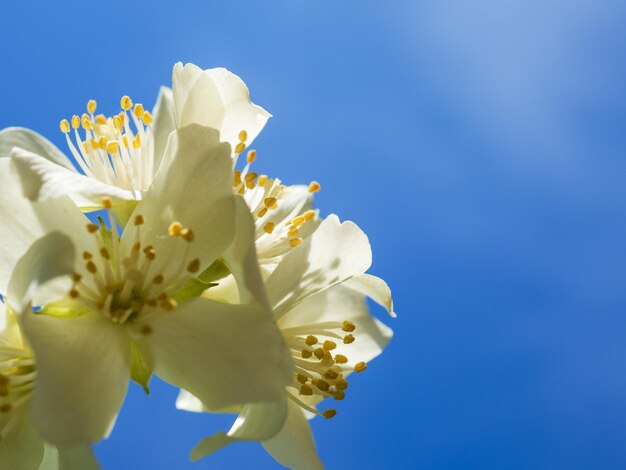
[2,1,626,468]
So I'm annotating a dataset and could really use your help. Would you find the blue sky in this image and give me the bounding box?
[2,1,626,468]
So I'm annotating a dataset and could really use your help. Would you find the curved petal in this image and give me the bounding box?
[135,297,292,410]
[190,397,288,461]
[56,445,101,470]
[223,197,270,307]
[11,148,137,211]
[22,311,130,446]
[266,215,372,318]
[122,125,236,280]
[262,401,324,470]
[343,274,396,317]
[172,63,271,150]
[280,284,393,367]
[151,86,175,176]
[0,127,74,170]
[175,389,205,413]
[7,232,75,314]
[0,159,95,297]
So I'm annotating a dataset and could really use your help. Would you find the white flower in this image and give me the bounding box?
[2,125,292,447]
[178,215,394,469]
[0,302,100,470]
[0,62,270,224]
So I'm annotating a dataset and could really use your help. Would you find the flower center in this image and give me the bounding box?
[59,96,154,192]
[0,345,36,439]
[68,199,200,330]
[231,145,320,262]
[282,320,367,420]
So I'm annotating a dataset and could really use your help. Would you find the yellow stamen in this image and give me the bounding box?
[87,99,97,114]
[60,119,70,133]
[120,95,133,110]
[308,181,321,193]
[354,362,367,373]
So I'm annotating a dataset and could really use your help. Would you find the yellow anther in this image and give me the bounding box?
[247,149,256,163]
[288,227,299,238]
[342,321,356,332]
[60,119,70,133]
[187,258,200,273]
[233,170,242,186]
[343,334,355,344]
[245,172,258,183]
[71,115,80,129]
[86,223,99,233]
[333,390,346,401]
[71,273,82,282]
[112,115,122,130]
[264,197,277,208]
[168,222,183,237]
[335,379,348,391]
[296,374,308,384]
[305,335,318,346]
[152,274,164,284]
[291,216,305,227]
[95,115,107,125]
[234,142,246,154]
[86,261,97,273]
[304,210,316,221]
[101,197,113,209]
[99,248,110,259]
[263,222,275,234]
[106,141,119,154]
[323,340,337,351]
[81,116,92,130]
[308,181,321,193]
[257,174,268,186]
[120,95,133,110]
[314,348,325,360]
[143,111,153,125]
[316,380,330,392]
[161,298,178,311]
[132,242,141,252]
[323,409,337,419]
[69,289,79,298]
[90,138,98,150]
[98,137,107,150]
[132,134,141,149]
[181,228,194,242]
[82,251,93,260]
[354,362,367,373]
[290,238,303,248]
[134,215,145,225]
[299,384,313,396]
[335,354,348,364]
[257,207,268,218]
[0,404,12,413]
[141,324,152,335]
[238,130,248,142]
[134,103,145,118]
[325,369,339,380]
[301,349,312,359]
[143,246,156,260]
[87,99,97,114]
[122,136,129,148]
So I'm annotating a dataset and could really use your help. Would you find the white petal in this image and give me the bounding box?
[190,397,288,461]
[7,232,75,313]
[223,197,269,306]
[266,215,372,318]
[175,389,205,413]
[11,148,137,211]
[0,159,96,297]
[0,127,74,170]
[122,125,236,279]
[135,297,292,410]
[343,274,396,317]
[280,284,393,367]
[262,401,324,470]
[56,445,100,470]
[0,408,46,470]
[151,86,175,176]
[172,63,271,150]
[22,311,130,445]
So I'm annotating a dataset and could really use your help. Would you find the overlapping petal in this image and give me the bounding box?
[0,127,74,170]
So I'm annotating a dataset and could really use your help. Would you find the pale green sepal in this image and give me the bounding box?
[130,340,152,395]
[171,259,230,302]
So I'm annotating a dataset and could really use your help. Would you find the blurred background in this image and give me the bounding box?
[2,0,626,468]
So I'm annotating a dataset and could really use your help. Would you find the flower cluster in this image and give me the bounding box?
[0,63,394,469]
